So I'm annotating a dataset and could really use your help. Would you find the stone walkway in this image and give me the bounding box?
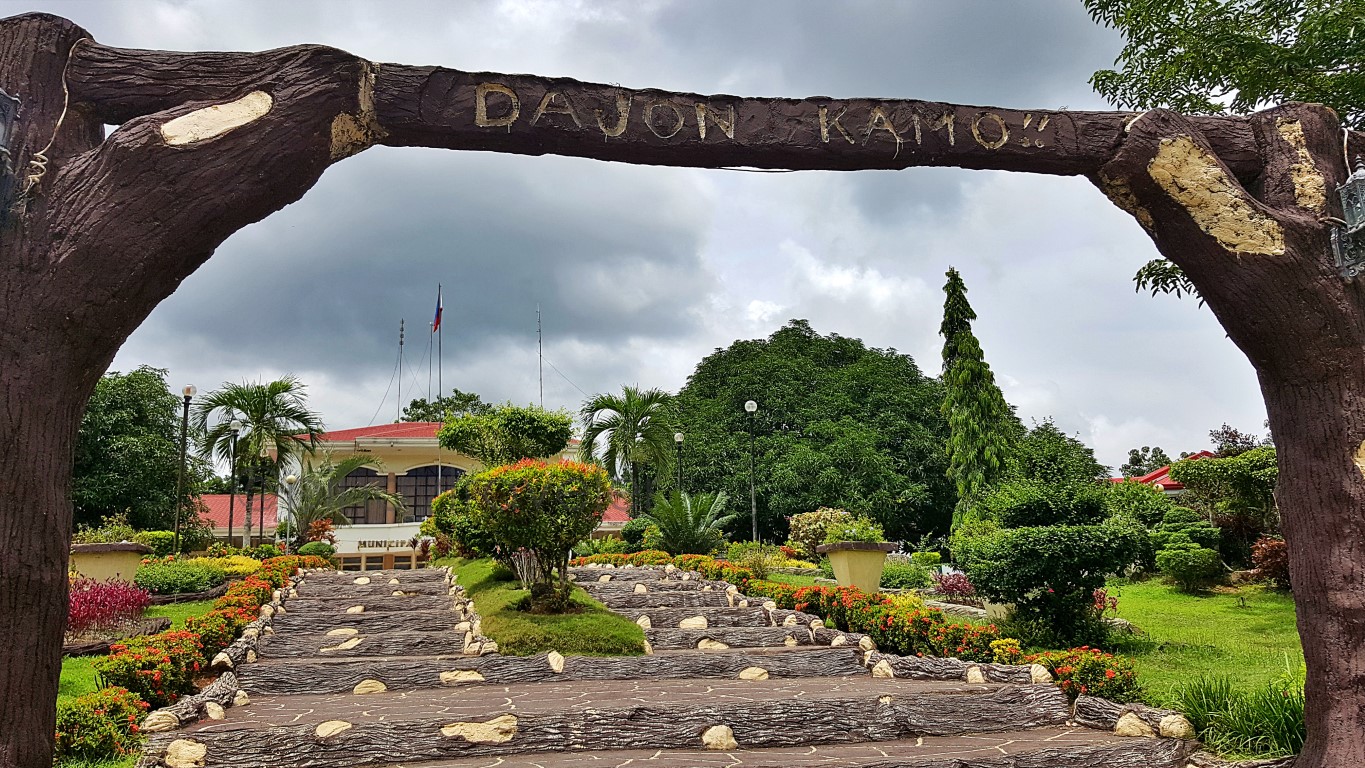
[138,564,1198,768]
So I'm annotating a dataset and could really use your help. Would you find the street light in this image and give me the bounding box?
[744,399,758,542]
[173,385,196,554]
[674,432,684,493]
[283,473,299,552]
[227,419,243,549]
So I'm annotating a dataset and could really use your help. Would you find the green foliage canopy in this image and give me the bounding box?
[673,320,954,542]
[73,366,211,530]
[1168,446,1278,521]
[401,389,491,422]
[639,490,737,555]
[579,386,676,515]
[1120,445,1174,477]
[438,403,573,468]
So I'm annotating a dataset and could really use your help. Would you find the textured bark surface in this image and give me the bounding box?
[4,12,1365,767]
[142,686,1071,767]
[1073,696,1182,732]
[151,672,240,729]
[595,591,733,609]
[258,629,466,658]
[865,651,1033,684]
[284,595,454,613]
[272,610,460,634]
[238,647,870,695]
[613,606,769,627]
[645,626,816,649]
[61,617,171,656]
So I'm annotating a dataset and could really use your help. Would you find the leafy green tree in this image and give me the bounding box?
[1120,445,1173,476]
[940,268,1014,524]
[194,377,324,546]
[401,389,490,421]
[1169,445,1278,565]
[1207,422,1272,457]
[72,366,211,530]
[673,320,954,542]
[1087,0,1365,302]
[579,386,676,516]
[279,454,407,547]
[1008,419,1106,483]
[437,403,573,468]
[639,490,737,555]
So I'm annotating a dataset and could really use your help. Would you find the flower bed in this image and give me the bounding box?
[67,578,152,638]
[72,554,332,760]
[1026,646,1141,702]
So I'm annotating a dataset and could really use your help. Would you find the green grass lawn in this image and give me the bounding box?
[58,599,216,706]
[764,571,824,587]
[1106,579,1303,706]
[443,558,646,656]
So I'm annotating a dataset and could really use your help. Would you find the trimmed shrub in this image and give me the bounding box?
[184,610,243,658]
[54,686,149,762]
[963,522,1143,646]
[909,551,941,567]
[930,571,976,598]
[467,459,614,610]
[1150,507,1221,551]
[991,638,1023,665]
[134,561,227,595]
[246,544,282,560]
[880,559,932,589]
[190,555,261,579]
[94,630,205,707]
[981,479,1108,528]
[726,543,787,579]
[822,516,885,544]
[1106,479,1176,528]
[1250,535,1290,589]
[787,507,851,559]
[297,541,336,559]
[66,578,151,637]
[1026,647,1141,702]
[1156,536,1224,592]
[620,517,650,552]
[424,489,497,558]
[134,530,176,557]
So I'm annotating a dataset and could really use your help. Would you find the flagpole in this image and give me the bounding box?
[437,284,443,492]
[537,304,543,409]
[397,318,404,423]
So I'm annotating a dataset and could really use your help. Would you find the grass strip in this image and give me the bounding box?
[445,558,646,656]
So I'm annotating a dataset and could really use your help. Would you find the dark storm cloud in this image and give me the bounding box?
[3,0,1269,462]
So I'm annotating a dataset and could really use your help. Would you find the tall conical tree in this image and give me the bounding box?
[940,267,977,374]
[940,267,1012,525]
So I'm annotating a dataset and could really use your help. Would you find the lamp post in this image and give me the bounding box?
[744,400,758,542]
[227,419,242,549]
[283,473,298,552]
[173,385,196,554]
[674,432,684,493]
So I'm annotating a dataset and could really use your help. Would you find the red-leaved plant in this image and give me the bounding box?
[66,578,151,638]
[930,571,976,598]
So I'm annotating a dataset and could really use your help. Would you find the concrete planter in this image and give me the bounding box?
[815,541,895,592]
[69,542,152,582]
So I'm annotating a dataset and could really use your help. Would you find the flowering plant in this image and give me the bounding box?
[1026,646,1141,702]
[95,630,204,707]
[54,686,148,761]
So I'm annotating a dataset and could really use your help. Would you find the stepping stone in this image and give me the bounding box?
[258,629,465,659]
[237,648,870,695]
[646,626,817,650]
[589,591,732,609]
[142,679,1076,768]
[284,595,453,614]
[613,606,767,628]
[299,728,1195,768]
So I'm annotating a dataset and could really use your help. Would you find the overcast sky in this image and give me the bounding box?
[9,0,1269,470]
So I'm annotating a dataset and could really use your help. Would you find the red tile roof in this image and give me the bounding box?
[316,422,442,442]
[195,494,278,530]
[1110,450,1216,491]
[601,495,630,524]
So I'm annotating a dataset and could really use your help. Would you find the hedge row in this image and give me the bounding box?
[60,555,332,762]
[571,552,1140,700]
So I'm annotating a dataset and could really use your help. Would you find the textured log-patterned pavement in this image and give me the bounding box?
[138,564,1198,768]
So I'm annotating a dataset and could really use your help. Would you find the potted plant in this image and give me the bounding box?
[815,516,894,592]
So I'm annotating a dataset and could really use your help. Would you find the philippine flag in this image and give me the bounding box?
[432,285,443,333]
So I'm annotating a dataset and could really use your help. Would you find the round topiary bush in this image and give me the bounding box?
[297,541,336,559]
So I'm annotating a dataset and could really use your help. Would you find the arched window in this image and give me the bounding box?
[337,467,387,525]
[394,465,465,521]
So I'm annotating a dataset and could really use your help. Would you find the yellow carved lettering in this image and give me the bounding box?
[475,83,520,128]
[971,112,1009,150]
[645,101,685,139]
[695,103,735,140]
[595,92,631,138]
[913,112,955,146]
[863,106,903,150]
[819,105,854,144]
[531,91,581,128]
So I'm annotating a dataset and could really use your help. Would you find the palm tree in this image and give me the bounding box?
[195,377,325,547]
[280,453,407,547]
[579,386,676,516]
[640,490,737,555]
